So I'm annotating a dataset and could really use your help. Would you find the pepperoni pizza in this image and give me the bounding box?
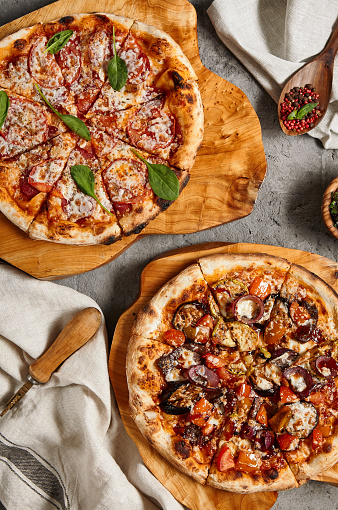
[0,13,203,245]
[127,253,338,493]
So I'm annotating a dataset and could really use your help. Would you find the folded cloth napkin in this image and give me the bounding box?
[0,262,184,510]
[207,0,338,149]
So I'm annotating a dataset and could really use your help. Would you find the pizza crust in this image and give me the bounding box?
[131,262,209,339]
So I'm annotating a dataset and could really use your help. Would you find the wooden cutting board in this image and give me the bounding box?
[109,242,338,510]
[0,0,267,279]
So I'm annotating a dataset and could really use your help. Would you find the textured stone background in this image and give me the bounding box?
[1,1,338,508]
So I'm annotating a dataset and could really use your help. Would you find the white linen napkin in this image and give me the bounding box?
[0,262,184,510]
[207,0,338,149]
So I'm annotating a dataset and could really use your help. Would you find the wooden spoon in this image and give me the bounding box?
[278,23,338,136]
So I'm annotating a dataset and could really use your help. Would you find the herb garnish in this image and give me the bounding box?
[35,84,91,141]
[107,27,128,91]
[70,165,114,216]
[44,30,73,54]
[329,188,338,228]
[131,149,180,201]
[0,90,10,130]
[287,102,319,121]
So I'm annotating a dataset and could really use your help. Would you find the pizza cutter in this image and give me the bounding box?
[0,307,102,417]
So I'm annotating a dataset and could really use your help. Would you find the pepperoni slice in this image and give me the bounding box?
[127,98,175,152]
[20,168,40,199]
[90,128,117,158]
[55,36,81,85]
[119,35,150,85]
[28,158,66,193]
[89,29,111,77]
[29,35,65,88]
[0,97,48,148]
[102,158,151,203]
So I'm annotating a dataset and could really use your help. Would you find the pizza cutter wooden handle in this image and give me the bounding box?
[29,307,102,383]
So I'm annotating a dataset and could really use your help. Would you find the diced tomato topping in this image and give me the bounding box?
[216,367,240,386]
[249,277,272,301]
[194,325,211,344]
[217,445,235,472]
[256,404,268,426]
[312,427,324,451]
[316,422,333,438]
[237,382,252,398]
[289,302,311,325]
[197,314,214,329]
[280,385,299,403]
[163,329,185,347]
[113,202,133,215]
[189,397,213,427]
[204,354,228,369]
[264,319,288,345]
[222,419,235,441]
[307,391,326,405]
[276,432,296,451]
[201,422,214,436]
[235,451,260,473]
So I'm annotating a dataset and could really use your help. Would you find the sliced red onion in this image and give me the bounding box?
[270,348,298,369]
[254,430,275,451]
[283,366,313,398]
[188,365,219,388]
[240,423,255,440]
[232,294,264,324]
[294,325,323,344]
[315,356,338,379]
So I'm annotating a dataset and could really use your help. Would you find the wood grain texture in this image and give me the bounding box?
[278,23,338,137]
[109,242,338,510]
[321,176,338,240]
[0,0,267,279]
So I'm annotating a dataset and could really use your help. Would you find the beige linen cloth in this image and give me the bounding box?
[207,0,338,149]
[0,262,184,510]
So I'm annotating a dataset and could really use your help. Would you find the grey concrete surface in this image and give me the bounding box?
[1,1,338,508]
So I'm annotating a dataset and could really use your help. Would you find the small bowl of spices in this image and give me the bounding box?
[322,177,338,240]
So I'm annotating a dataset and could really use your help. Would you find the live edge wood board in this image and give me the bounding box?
[0,0,267,280]
[109,242,338,510]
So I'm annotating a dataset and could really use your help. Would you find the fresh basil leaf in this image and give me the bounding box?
[35,83,91,141]
[44,30,73,54]
[131,149,180,201]
[287,110,297,120]
[296,102,318,120]
[107,27,128,91]
[70,165,114,216]
[0,90,10,130]
[59,114,91,141]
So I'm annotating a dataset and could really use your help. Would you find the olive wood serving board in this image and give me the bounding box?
[109,242,338,510]
[0,0,267,280]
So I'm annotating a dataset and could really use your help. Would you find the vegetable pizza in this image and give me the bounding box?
[127,253,338,493]
[0,13,203,245]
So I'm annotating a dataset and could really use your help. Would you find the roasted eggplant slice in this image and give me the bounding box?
[172,302,205,331]
[157,346,202,382]
[284,402,318,439]
[270,348,298,369]
[211,278,248,318]
[160,382,204,415]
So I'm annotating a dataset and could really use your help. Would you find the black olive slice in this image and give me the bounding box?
[254,430,275,451]
[172,302,206,331]
[270,348,298,369]
[314,355,338,379]
[240,423,255,440]
[283,366,313,398]
[160,402,191,415]
[284,402,318,438]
